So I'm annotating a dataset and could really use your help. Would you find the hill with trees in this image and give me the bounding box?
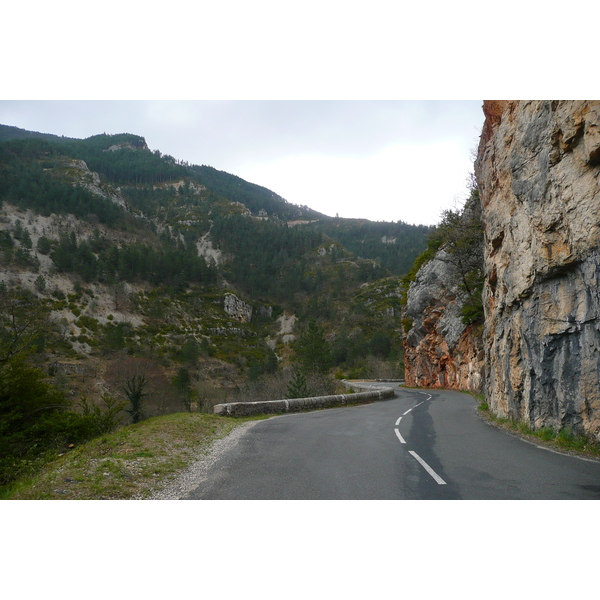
[0,123,430,488]
[306,218,432,276]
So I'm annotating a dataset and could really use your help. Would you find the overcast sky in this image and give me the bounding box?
[0,100,483,225]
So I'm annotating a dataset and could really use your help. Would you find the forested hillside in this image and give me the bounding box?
[306,218,432,276]
[0,123,430,487]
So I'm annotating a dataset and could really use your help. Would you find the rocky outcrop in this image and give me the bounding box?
[196,232,223,265]
[61,158,127,209]
[104,139,150,152]
[403,249,484,391]
[475,100,600,440]
[223,292,252,322]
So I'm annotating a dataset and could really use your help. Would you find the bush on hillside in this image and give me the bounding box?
[0,360,100,486]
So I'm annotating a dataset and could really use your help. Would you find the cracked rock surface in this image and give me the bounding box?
[475,100,600,440]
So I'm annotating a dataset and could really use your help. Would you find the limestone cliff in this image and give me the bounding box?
[403,246,484,392]
[475,100,600,440]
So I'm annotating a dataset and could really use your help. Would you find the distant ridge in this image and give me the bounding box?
[0,123,79,144]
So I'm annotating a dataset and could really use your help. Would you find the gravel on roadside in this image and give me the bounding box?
[140,420,261,500]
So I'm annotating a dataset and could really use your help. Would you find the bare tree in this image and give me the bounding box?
[122,374,148,424]
[0,285,50,364]
[105,357,185,422]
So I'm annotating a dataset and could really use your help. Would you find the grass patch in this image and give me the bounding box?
[1,412,260,500]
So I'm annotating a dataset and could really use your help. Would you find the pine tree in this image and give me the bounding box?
[34,275,46,293]
[294,319,331,374]
[286,368,310,399]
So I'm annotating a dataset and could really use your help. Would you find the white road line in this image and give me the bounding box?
[403,401,423,415]
[394,428,407,444]
[395,416,402,426]
[409,451,447,485]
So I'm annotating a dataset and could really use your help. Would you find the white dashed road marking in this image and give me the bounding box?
[409,451,447,485]
[394,393,446,485]
[394,428,407,444]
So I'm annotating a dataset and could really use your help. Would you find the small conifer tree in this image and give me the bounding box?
[286,368,310,399]
[34,274,46,293]
[294,319,331,374]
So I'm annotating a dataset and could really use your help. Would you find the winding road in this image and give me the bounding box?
[183,384,600,500]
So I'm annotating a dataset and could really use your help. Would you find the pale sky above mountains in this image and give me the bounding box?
[0,100,483,225]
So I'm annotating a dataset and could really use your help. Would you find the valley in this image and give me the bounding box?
[0,123,430,489]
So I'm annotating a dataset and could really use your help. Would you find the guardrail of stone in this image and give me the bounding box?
[213,380,397,417]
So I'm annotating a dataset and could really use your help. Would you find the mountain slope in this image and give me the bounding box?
[0,124,427,417]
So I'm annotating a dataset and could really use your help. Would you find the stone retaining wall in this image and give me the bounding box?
[213,381,396,417]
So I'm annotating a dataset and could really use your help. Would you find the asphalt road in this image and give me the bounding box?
[183,384,600,500]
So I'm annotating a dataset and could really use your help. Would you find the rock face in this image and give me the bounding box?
[196,232,223,265]
[223,293,252,322]
[475,100,600,440]
[404,249,484,391]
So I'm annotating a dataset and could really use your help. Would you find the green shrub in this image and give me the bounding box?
[401,318,413,334]
[0,360,98,486]
[36,236,52,255]
[79,394,127,435]
[75,315,99,332]
[34,275,46,293]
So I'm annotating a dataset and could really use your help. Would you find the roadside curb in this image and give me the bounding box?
[213,380,398,417]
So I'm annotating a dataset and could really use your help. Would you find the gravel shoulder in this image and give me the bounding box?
[142,420,262,499]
